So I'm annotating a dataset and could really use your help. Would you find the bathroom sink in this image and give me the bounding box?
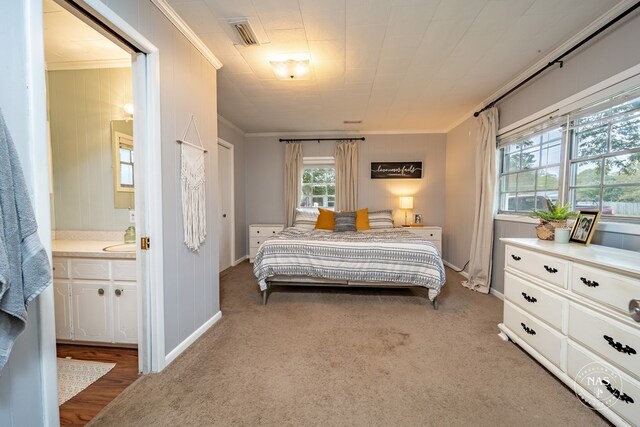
[102,243,136,253]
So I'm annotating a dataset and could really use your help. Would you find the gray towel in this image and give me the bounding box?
[0,108,52,370]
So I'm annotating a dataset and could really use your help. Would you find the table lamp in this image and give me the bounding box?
[399,196,414,226]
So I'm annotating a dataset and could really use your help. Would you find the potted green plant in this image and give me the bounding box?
[531,199,578,241]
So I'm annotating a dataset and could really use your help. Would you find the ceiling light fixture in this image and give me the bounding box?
[269,59,310,80]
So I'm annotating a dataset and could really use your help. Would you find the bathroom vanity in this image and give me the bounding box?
[52,240,137,345]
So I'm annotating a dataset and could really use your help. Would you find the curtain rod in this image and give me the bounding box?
[279,137,365,143]
[473,1,640,118]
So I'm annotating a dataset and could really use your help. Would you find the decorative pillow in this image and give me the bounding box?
[315,208,335,230]
[334,211,356,232]
[355,208,370,231]
[293,208,319,230]
[368,209,394,229]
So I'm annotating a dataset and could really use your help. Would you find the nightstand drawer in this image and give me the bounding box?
[504,271,567,332]
[250,237,267,248]
[250,225,283,237]
[505,245,568,289]
[504,300,565,368]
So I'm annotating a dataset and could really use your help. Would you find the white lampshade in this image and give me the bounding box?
[399,196,414,209]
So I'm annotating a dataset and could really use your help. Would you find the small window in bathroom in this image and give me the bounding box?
[113,131,134,192]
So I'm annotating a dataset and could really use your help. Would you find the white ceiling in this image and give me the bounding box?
[167,0,622,133]
[43,0,130,70]
[41,0,625,133]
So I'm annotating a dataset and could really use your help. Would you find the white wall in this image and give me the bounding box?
[0,1,57,425]
[97,0,220,357]
[218,117,246,261]
[244,133,447,248]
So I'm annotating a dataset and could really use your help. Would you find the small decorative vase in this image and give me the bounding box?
[535,220,566,241]
[554,228,570,243]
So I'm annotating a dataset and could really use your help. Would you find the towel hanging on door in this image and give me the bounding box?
[179,116,207,251]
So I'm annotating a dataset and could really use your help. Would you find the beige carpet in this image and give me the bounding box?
[57,357,116,405]
[89,263,609,426]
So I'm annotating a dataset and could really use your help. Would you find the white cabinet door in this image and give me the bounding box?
[72,281,112,342]
[53,280,72,340]
[112,283,138,344]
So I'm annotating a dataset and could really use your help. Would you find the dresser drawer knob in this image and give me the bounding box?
[603,335,636,355]
[580,277,599,288]
[520,322,536,335]
[630,300,640,322]
[256,230,260,234]
[543,265,558,273]
[511,254,521,261]
[602,380,635,404]
[521,292,537,303]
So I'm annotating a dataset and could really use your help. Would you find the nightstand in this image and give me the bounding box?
[405,226,442,254]
[249,224,284,263]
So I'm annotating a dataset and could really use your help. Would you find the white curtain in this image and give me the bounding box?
[463,107,498,294]
[335,141,358,211]
[284,142,303,227]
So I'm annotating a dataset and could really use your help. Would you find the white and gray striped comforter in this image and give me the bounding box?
[253,227,446,298]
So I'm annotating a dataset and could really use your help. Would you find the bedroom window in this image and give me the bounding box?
[498,85,640,221]
[498,125,563,213]
[300,157,335,209]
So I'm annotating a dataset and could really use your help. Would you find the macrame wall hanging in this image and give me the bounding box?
[177,116,207,252]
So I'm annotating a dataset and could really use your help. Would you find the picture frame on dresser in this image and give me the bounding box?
[569,210,600,245]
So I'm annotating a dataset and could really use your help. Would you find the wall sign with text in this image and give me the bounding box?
[370,162,423,179]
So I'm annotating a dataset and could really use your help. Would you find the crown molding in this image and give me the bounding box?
[217,115,245,135]
[45,58,131,71]
[245,129,447,138]
[444,0,640,133]
[150,0,222,70]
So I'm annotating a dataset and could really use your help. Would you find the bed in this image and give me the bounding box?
[253,226,446,309]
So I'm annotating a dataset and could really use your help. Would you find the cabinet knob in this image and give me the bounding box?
[256,230,260,234]
[511,254,521,261]
[223,214,227,218]
[115,289,123,297]
[630,299,640,323]
[98,288,104,296]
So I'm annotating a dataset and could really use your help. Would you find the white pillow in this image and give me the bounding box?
[368,209,394,229]
[293,208,319,230]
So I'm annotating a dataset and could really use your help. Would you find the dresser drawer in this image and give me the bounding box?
[249,246,259,258]
[69,259,110,280]
[250,225,284,237]
[504,271,567,332]
[571,263,640,316]
[568,341,640,424]
[505,245,568,289]
[250,236,267,249]
[409,227,441,241]
[504,301,565,368]
[569,304,640,381]
[52,258,69,279]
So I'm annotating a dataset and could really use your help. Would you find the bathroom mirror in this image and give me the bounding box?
[111,120,135,209]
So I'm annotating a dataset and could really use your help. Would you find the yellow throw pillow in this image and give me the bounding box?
[315,208,335,230]
[355,208,370,231]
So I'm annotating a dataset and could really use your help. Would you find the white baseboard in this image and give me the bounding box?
[164,310,222,367]
[490,288,504,300]
[233,255,247,266]
[442,260,469,279]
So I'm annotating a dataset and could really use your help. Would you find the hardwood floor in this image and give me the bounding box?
[57,344,139,426]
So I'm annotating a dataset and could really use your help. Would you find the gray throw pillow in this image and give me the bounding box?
[334,211,356,232]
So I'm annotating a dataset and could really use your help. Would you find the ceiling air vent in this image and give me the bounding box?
[228,18,260,46]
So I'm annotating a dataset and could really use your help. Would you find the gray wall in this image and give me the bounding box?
[98,0,220,357]
[444,11,640,294]
[444,117,478,269]
[0,1,54,425]
[48,68,133,232]
[218,118,247,261]
[244,133,447,250]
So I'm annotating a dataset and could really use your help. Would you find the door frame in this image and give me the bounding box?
[30,0,166,422]
[217,138,235,268]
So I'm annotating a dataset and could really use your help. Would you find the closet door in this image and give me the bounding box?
[218,143,233,271]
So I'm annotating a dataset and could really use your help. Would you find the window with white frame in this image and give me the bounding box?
[498,86,640,220]
[300,157,335,209]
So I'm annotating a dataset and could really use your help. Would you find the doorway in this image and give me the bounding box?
[218,139,235,272]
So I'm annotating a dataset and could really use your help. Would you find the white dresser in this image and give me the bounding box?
[499,238,640,426]
[249,224,284,263]
[404,226,442,254]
